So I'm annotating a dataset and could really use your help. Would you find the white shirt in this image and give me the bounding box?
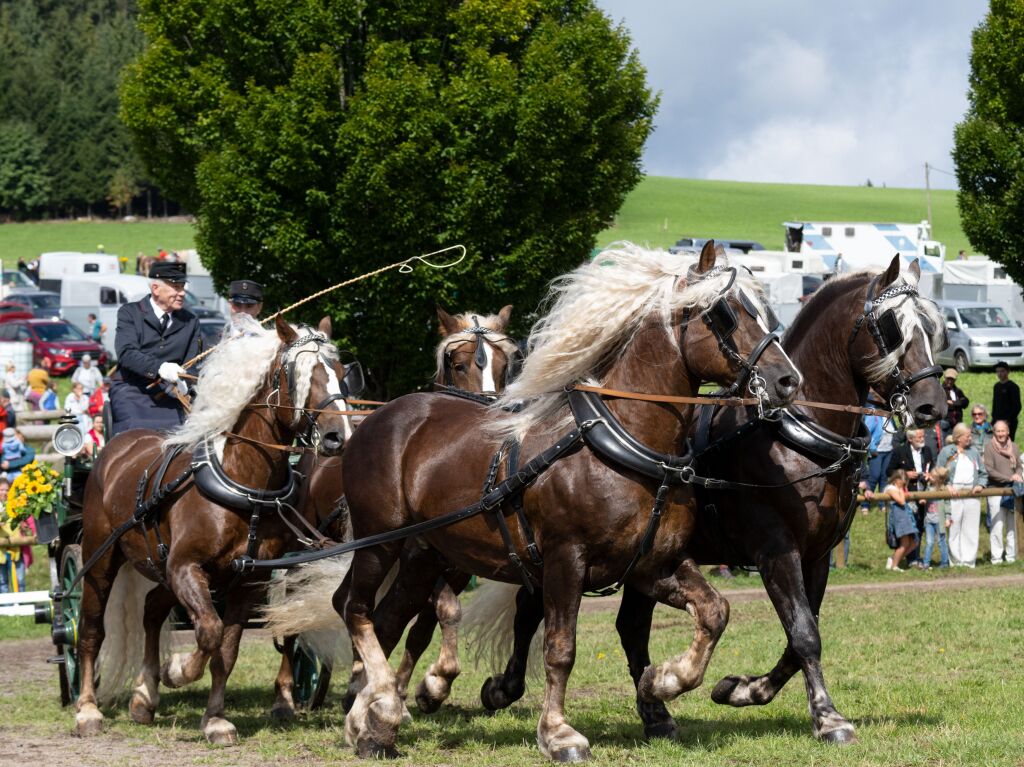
[72,364,103,394]
[149,297,171,330]
[910,445,923,474]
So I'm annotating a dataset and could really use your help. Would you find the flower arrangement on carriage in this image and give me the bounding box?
[6,461,61,532]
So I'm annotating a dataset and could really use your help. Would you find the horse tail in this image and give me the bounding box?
[462,580,543,680]
[96,565,169,705]
[263,554,400,669]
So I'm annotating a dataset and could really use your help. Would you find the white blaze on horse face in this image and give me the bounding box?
[480,341,497,394]
[320,358,354,440]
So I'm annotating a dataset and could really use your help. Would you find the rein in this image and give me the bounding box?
[571,384,892,418]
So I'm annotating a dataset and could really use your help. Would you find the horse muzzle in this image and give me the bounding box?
[318,430,345,456]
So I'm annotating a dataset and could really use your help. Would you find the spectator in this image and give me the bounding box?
[937,422,988,567]
[969,404,994,452]
[71,354,103,395]
[1,428,26,482]
[922,467,951,569]
[859,413,894,515]
[889,427,934,565]
[83,414,106,458]
[87,377,110,418]
[983,420,1020,565]
[2,361,25,411]
[25,358,50,410]
[0,475,30,594]
[883,469,918,571]
[64,382,90,431]
[86,313,106,345]
[39,380,59,411]
[942,368,969,436]
[957,249,968,260]
[992,361,1021,440]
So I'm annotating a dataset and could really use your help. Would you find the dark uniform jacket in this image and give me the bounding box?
[889,442,935,492]
[110,298,200,435]
[992,379,1021,436]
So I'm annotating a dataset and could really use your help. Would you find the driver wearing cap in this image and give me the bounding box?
[223,279,264,339]
[109,261,201,435]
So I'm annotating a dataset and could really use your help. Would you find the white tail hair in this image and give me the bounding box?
[260,555,399,669]
[463,580,543,681]
[96,565,170,704]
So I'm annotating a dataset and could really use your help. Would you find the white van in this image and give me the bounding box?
[38,251,122,294]
[60,274,151,354]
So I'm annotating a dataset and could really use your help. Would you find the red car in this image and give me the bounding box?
[0,319,108,374]
[0,302,35,323]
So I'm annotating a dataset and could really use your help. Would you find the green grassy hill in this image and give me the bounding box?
[0,176,966,269]
[597,176,967,255]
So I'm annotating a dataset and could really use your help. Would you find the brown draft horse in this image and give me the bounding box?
[267,305,520,719]
[465,256,948,744]
[330,241,801,760]
[73,318,352,744]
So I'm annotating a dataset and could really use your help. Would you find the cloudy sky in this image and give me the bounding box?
[594,1,988,190]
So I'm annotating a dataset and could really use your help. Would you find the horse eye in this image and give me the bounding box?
[454,363,467,373]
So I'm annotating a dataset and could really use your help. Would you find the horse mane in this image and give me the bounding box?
[164,323,337,448]
[784,268,945,381]
[432,311,520,383]
[492,242,767,439]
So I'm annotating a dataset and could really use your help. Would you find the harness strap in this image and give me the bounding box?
[507,439,543,567]
[232,424,592,573]
[317,496,349,536]
[483,441,538,593]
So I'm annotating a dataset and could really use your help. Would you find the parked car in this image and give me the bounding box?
[0,302,35,323]
[198,317,226,350]
[935,299,1024,371]
[6,290,61,319]
[184,289,223,319]
[0,319,108,374]
[1,270,39,296]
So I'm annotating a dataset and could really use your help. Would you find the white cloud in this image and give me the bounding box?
[706,121,858,184]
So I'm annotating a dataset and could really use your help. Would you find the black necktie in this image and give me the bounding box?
[160,313,170,336]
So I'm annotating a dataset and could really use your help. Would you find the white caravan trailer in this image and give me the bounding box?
[38,251,122,294]
[60,274,151,354]
[783,221,945,275]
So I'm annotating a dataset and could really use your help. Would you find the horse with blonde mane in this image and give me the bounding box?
[71,317,353,745]
[321,241,799,760]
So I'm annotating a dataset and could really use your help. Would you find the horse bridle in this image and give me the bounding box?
[442,316,524,388]
[848,276,943,428]
[681,266,783,411]
[273,332,363,451]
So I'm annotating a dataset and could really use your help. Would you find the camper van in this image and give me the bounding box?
[59,274,151,353]
[38,251,121,294]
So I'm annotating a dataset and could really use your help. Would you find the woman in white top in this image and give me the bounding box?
[63,382,91,432]
[935,422,988,567]
[3,361,25,412]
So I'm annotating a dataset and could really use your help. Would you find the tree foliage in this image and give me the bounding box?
[954,0,1024,279]
[0,121,52,216]
[0,0,147,218]
[121,0,657,396]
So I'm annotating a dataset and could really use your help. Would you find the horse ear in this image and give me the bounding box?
[275,315,297,344]
[318,316,332,339]
[436,305,461,337]
[696,240,717,273]
[907,258,921,284]
[878,254,901,288]
[496,304,513,331]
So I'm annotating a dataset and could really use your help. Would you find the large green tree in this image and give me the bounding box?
[120,0,656,396]
[0,121,53,217]
[954,0,1024,279]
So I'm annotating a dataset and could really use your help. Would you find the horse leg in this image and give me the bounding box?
[200,583,262,746]
[129,585,177,725]
[717,549,855,743]
[270,635,298,721]
[74,549,124,736]
[535,552,590,763]
[711,552,827,707]
[480,585,544,711]
[615,584,677,740]
[637,558,730,703]
[337,546,406,758]
[411,572,471,714]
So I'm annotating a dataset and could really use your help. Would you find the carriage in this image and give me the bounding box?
[32,414,332,710]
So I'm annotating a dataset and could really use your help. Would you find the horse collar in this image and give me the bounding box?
[192,438,299,512]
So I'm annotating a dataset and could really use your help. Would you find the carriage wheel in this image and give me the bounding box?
[56,544,82,706]
[291,643,332,710]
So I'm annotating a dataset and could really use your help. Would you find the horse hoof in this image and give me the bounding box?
[711,675,768,707]
[270,703,295,722]
[129,699,155,725]
[356,740,399,759]
[160,655,187,689]
[638,664,682,703]
[481,675,517,711]
[415,687,443,715]
[710,676,741,705]
[819,726,857,745]
[74,708,104,737]
[643,720,678,741]
[202,717,239,746]
[551,745,591,763]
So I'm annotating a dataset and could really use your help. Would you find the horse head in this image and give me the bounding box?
[272,316,353,456]
[436,304,522,394]
[681,241,801,409]
[849,255,947,427]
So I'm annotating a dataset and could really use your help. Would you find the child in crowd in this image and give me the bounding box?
[921,466,951,569]
[1,427,26,481]
[884,469,919,572]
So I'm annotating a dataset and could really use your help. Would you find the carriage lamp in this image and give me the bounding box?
[53,413,84,458]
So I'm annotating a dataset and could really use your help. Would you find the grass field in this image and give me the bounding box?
[0,176,963,270]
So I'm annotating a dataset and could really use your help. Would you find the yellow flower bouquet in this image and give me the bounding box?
[6,461,61,528]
